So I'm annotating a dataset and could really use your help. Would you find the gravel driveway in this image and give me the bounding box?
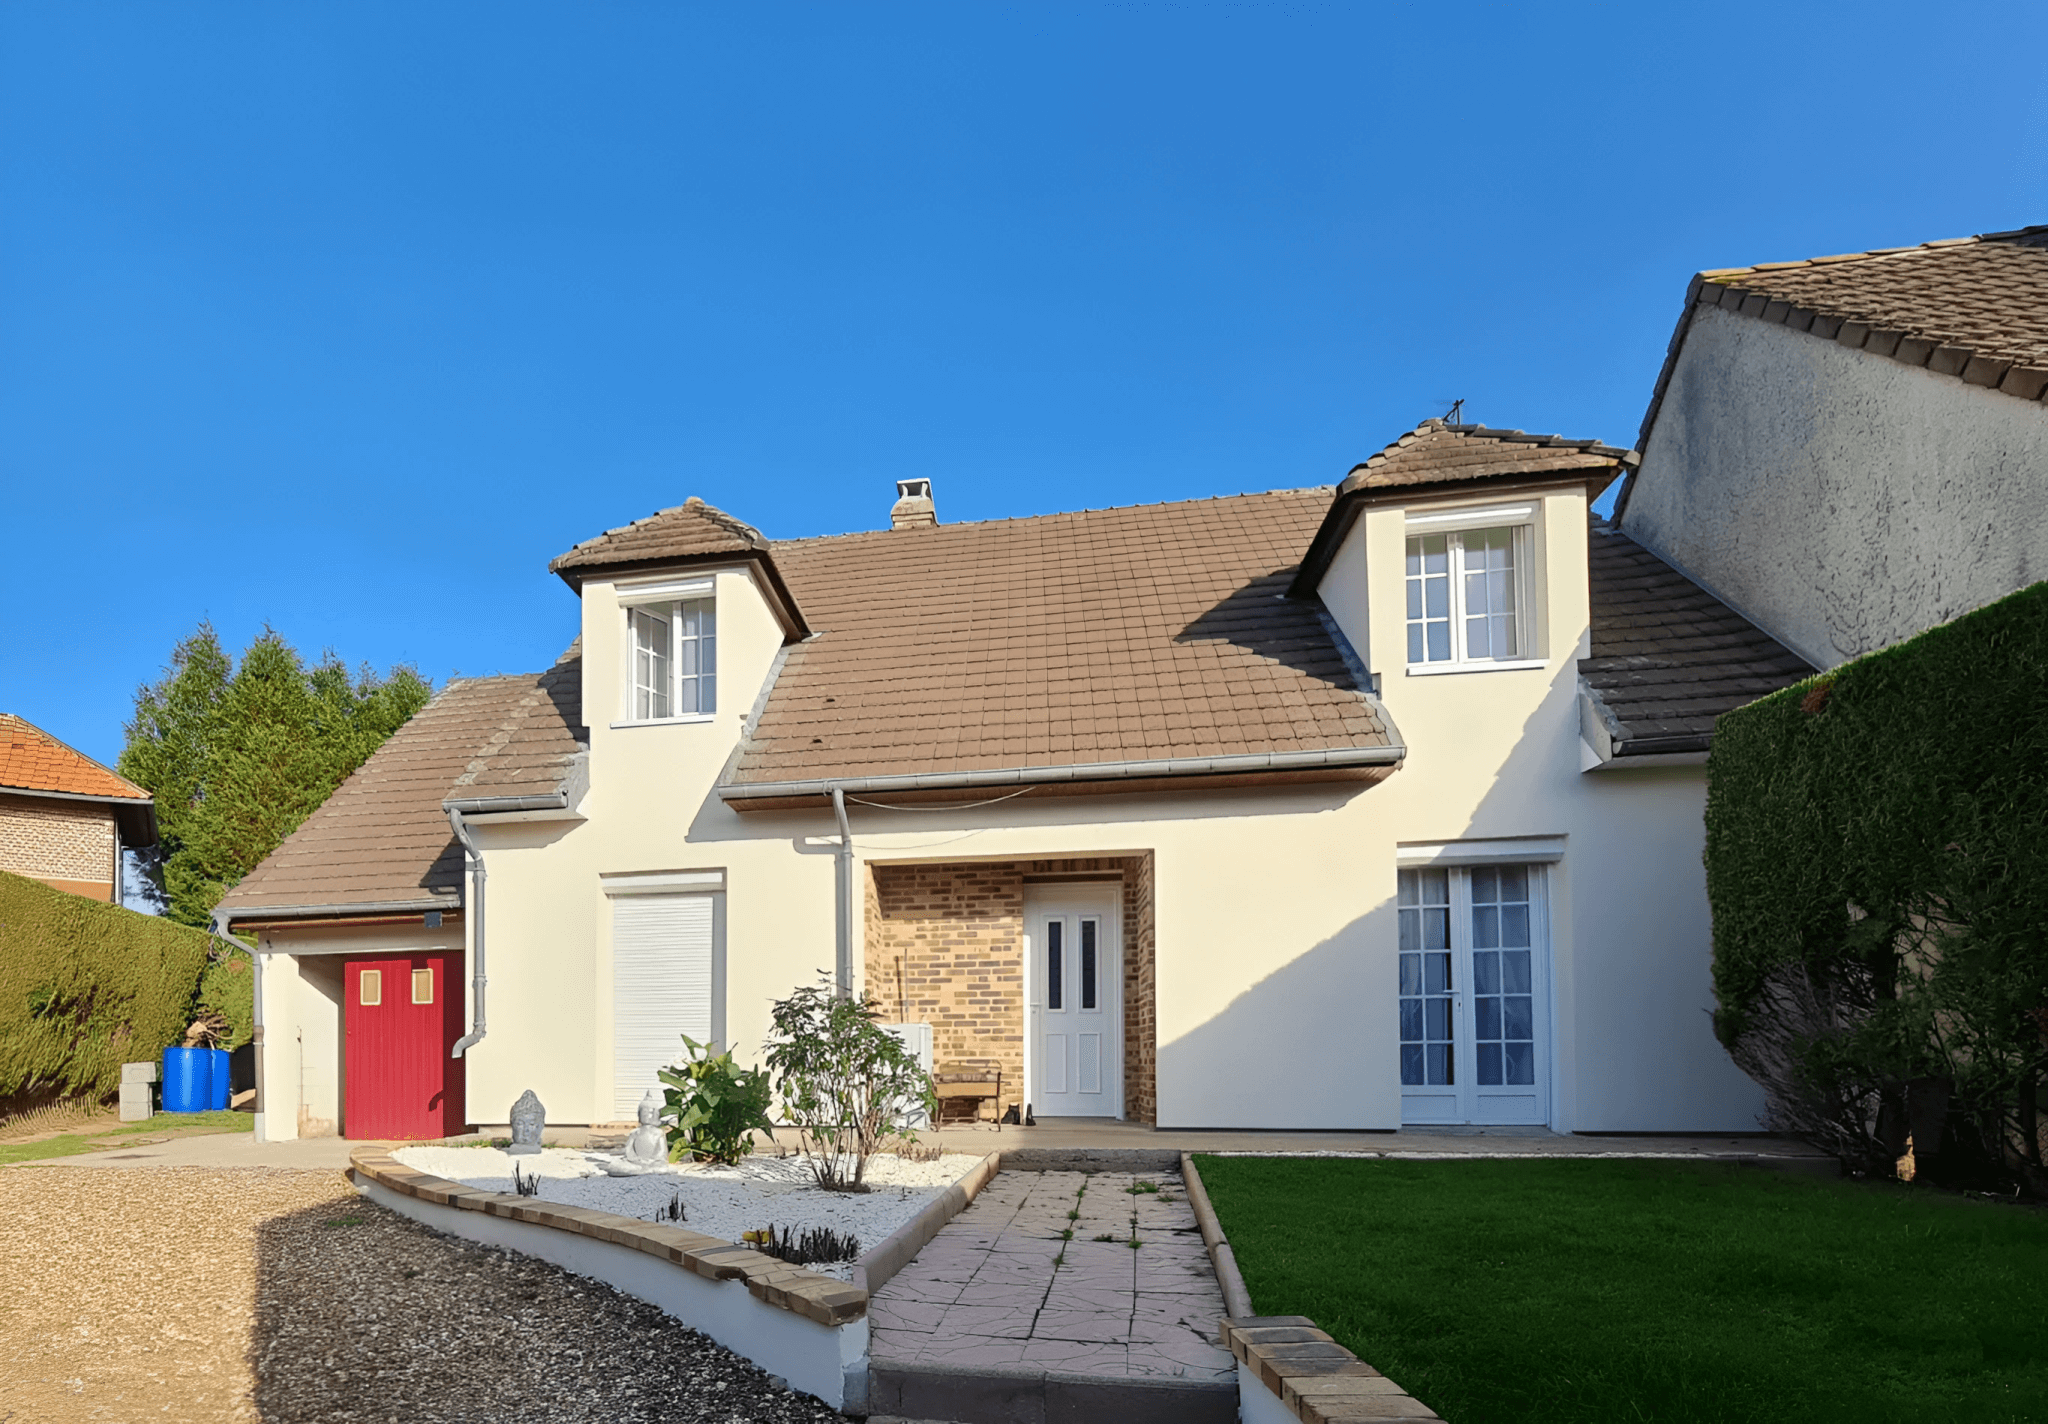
[0,1166,847,1423]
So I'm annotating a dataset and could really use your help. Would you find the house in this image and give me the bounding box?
[0,713,156,903]
[1617,225,2048,669]
[218,419,1816,1143]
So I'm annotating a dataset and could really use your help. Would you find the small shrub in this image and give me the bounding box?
[764,977,935,1191]
[511,1165,540,1198]
[647,1190,686,1224]
[658,1034,774,1166]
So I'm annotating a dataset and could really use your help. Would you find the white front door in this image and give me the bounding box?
[1026,884,1122,1118]
[1397,863,1549,1126]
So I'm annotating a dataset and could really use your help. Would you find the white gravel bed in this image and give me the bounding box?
[394,1145,981,1279]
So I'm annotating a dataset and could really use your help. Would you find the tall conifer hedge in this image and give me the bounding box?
[0,869,214,1109]
[1706,581,2048,1185]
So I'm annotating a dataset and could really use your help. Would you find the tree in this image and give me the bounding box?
[119,623,434,927]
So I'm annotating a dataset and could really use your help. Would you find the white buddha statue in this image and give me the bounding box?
[604,1089,671,1175]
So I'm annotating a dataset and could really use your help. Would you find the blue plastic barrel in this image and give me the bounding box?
[206,1047,231,1110]
[162,1047,209,1113]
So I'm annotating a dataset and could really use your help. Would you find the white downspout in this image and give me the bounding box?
[832,786,853,1000]
[209,909,264,1141]
[448,807,487,1057]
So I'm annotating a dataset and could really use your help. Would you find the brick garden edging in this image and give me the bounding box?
[1180,1153,1443,1424]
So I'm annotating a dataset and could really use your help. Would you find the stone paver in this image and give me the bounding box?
[871,1168,1235,1383]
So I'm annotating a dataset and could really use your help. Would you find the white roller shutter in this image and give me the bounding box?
[612,893,714,1118]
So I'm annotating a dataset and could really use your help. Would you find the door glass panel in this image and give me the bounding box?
[1397,868,1453,1085]
[1079,919,1097,1010]
[1471,865,1536,1086]
[360,969,381,1006]
[412,968,434,1005]
[1046,919,1063,1011]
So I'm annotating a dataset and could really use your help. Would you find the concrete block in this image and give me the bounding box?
[122,1061,158,1084]
[119,1082,153,1121]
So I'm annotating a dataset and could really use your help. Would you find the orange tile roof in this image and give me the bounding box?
[0,714,150,801]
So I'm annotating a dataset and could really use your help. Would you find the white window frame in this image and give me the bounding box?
[616,577,718,725]
[1403,504,1543,675]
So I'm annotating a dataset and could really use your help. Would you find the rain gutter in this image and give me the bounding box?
[717,743,1406,806]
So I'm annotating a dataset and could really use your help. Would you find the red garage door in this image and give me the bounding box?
[344,952,466,1140]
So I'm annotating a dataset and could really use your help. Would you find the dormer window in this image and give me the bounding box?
[620,579,717,722]
[1404,505,1539,672]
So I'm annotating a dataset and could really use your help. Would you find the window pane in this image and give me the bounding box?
[1471,866,1497,903]
[1503,949,1532,995]
[1475,996,1501,1040]
[1423,907,1448,951]
[412,968,434,1004]
[1499,865,1528,901]
[1505,1042,1535,1086]
[1398,911,1419,954]
[1425,951,1449,994]
[1398,868,1420,908]
[1501,904,1531,948]
[1426,621,1450,661]
[1478,1043,1503,1086]
[1399,999,1423,1042]
[1415,868,1448,905]
[1473,905,1499,949]
[1079,919,1097,1010]
[1046,920,1063,1010]
[1473,950,1500,994]
[360,970,381,1006]
[1427,1043,1451,1086]
[1425,997,1450,1040]
[1401,1044,1424,1085]
[1407,624,1424,663]
[1504,996,1534,1041]
[631,606,672,720]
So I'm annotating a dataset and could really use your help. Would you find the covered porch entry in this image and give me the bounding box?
[864,854,1156,1124]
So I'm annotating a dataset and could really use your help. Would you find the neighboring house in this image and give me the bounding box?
[219,420,1813,1141]
[0,714,156,903]
[1617,225,2048,670]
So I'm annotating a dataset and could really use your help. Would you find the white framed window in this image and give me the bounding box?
[621,587,717,723]
[1405,518,1534,669]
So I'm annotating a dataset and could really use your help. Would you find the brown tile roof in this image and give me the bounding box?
[0,714,150,802]
[1337,419,1630,494]
[1290,420,1629,597]
[217,655,586,919]
[721,489,1400,799]
[548,497,812,637]
[1579,522,1812,756]
[1629,227,2048,490]
[550,496,768,573]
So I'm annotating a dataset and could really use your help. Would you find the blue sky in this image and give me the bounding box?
[4,2,2042,766]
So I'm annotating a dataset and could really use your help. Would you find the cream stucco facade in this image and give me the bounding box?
[252,479,1764,1141]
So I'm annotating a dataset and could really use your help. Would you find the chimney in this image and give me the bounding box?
[890,478,937,530]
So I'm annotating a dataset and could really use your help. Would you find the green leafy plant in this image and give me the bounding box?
[763,976,936,1191]
[658,1035,774,1167]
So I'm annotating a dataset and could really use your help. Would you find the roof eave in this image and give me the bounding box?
[551,548,811,640]
[717,742,1407,809]
[217,894,460,931]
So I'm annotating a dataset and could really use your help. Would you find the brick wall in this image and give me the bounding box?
[865,854,1157,1124]
[0,793,114,892]
[867,862,1027,1108]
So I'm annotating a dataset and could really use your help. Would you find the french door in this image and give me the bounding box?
[1025,884,1122,1118]
[1397,863,1549,1125]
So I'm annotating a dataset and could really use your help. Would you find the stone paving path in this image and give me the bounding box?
[870,1167,1236,1384]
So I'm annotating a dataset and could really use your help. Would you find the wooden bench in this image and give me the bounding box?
[932,1060,1003,1125]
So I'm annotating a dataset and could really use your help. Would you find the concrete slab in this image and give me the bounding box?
[870,1165,1236,1424]
[12,1132,367,1170]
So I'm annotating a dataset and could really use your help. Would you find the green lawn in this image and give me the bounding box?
[1195,1155,2048,1424]
[0,1110,253,1166]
